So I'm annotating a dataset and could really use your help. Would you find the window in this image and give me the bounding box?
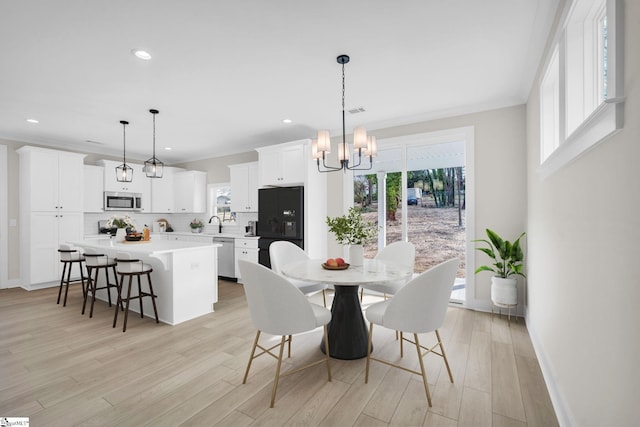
[539,0,623,178]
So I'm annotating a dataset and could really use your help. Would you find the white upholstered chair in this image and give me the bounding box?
[364,258,459,407]
[238,259,332,408]
[360,241,416,301]
[269,240,329,307]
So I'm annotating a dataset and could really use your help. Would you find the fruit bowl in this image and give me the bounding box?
[321,262,349,270]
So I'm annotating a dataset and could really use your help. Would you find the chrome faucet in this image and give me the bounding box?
[208,215,222,233]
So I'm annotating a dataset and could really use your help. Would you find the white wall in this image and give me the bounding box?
[525,0,640,425]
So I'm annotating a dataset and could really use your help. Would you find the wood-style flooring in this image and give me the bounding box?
[0,280,558,426]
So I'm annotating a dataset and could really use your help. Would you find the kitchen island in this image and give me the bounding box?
[72,238,220,325]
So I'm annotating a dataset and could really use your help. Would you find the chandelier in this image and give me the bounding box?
[144,108,164,178]
[313,54,377,173]
[115,120,133,182]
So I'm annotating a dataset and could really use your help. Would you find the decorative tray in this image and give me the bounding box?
[321,263,350,270]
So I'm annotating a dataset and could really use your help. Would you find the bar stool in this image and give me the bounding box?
[113,252,159,332]
[57,244,87,307]
[83,247,122,318]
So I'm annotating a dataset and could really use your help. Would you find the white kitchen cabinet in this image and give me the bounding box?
[234,238,258,281]
[151,166,184,213]
[174,170,207,213]
[229,162,258,212]
[256,142,305,186]
[97,160,151,212]
[84,165,104,212]
[17,146,86,288]
[255,139,328,261]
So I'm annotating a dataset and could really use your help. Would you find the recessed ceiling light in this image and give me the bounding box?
[131,49,152,60]
[282,118,292,124]
[26,118,39,124]
[164,147,172,151]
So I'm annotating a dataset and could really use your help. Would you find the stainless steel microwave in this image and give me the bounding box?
[104,191,142,211]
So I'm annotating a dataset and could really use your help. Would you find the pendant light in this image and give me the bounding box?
[144,108,164,178]
[115,120,133,182]
[313,54,377,173]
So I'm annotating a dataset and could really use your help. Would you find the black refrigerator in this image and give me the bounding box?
[257,186,304,268]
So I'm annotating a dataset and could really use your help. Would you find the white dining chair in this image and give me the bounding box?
[360,241,416,302]
[238,260,332,407]
[269,240,329,307]
[364,258,459,407]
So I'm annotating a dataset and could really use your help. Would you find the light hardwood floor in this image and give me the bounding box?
[0,280,558,426]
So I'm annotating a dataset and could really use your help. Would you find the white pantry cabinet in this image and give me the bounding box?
[17,146,86,288]
[229,162,258,212]
[174,170,207,213]
[256,142,305,186]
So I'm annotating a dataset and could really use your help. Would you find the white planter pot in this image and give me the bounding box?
[491,276,517,305]
[115,228,127,241]
[347,244,364,266]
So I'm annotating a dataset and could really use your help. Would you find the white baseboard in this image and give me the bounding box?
[7,278,21,288]
[525,308,574,427]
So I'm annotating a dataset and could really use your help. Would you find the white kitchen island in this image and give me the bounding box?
[72,238,220,325]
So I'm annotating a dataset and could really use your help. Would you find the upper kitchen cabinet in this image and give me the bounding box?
[174,170,207,213]
[19,147,85,212]
[17,146,86,288]
[96,160,151,212]
[151,166,184,213]
[256,141,305,186]
[229,162,258,212]
[256,139,328,261]
[83,165,104,212]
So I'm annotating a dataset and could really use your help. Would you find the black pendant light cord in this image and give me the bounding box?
[120,120,128,165]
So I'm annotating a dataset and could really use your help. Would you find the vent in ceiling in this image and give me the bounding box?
[348,107,366,114]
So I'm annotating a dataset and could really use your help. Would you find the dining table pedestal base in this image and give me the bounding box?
[320,285,371,360]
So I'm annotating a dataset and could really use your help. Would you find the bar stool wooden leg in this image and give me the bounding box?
[63,261,73,306]
[137,275,144,319]
[147,272,159,323]
[82,266,93,315]
[122,275,134,332]
[113,274,126,329]
[57,262,68,304]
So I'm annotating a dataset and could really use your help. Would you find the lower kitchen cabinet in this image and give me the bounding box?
[234,238,258,281]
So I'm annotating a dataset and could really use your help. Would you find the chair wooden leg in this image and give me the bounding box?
[105,267,113,307]
[414,333,432,407]
[270,335,287,408]
[287,335,292,358]
[113,266,124,311]
[400,331,404,357]
[242,330,260,384]
[365,322,374,384]
[323,324,332,381]
[436,329,454,383]
[322,289,327,308]
[89,267,100,318]
[360,287,364,302]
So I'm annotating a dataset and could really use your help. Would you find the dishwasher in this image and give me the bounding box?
[212,237,235,280]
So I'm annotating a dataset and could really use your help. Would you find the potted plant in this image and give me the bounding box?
[106,215,136,239]
[326,207,377,266]
[190,218,204,233]
[474,229,526,306]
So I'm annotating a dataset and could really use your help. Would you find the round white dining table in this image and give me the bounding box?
[282,258,412,360]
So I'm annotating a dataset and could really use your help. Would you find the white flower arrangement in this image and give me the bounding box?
[106,214,136,230]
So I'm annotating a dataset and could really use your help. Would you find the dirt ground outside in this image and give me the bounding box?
[361,200,466,278]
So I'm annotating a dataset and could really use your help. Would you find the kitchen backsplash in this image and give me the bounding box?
[84,212,258,235]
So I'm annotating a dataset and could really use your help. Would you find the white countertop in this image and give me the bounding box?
[73,238,221,255]
[161,231,260,239]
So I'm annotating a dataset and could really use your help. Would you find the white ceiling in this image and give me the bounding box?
[0,0,558,164]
